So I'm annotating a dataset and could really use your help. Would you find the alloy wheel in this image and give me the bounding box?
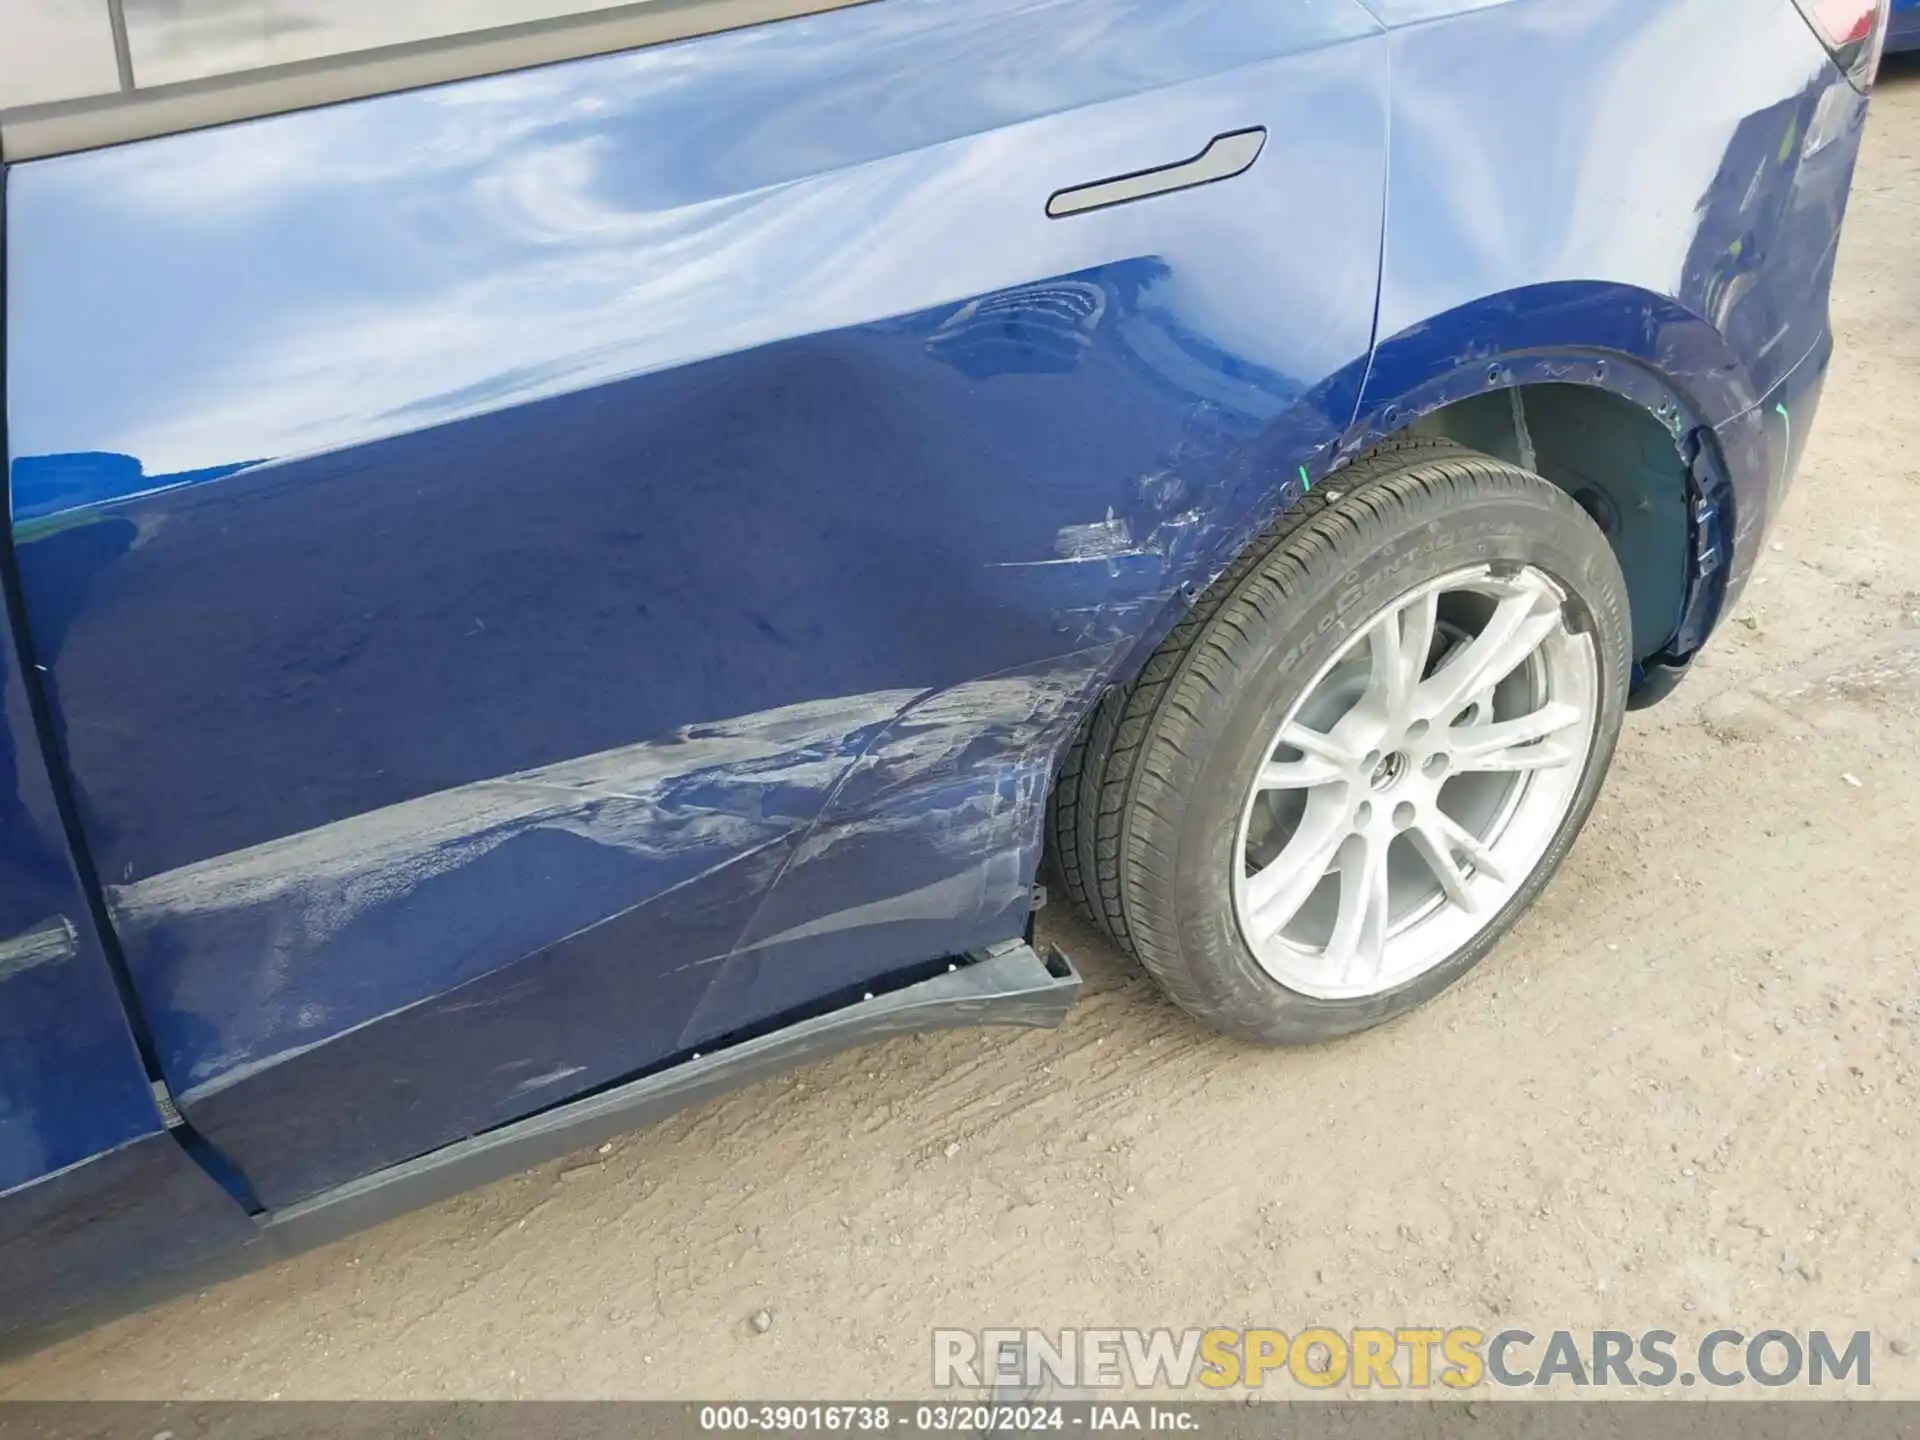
[1230,564,1599,1000]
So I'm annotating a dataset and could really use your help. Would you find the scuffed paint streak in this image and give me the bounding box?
[671,649,1115,1048]
[0,918,78,982]
[508,1064,587,1096]
[181,1016,379,1100]
[1052,510,1137,560]
[162,656,1115,1171]
[1509,386,1538,473]
[112,689,926,1090]
[110,688,922,930]
[767,673,1090,881]
[729,865,989,954]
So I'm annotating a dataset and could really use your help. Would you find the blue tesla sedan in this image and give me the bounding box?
[0,0,1888,1345]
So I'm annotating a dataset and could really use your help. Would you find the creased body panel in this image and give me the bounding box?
[1364,0,1854,421]
[1353,0,1864,656]
[0,565,162,1193]
[0,537,252,1335]
[6,0,1389,1204]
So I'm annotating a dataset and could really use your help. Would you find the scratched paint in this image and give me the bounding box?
[0,0,1863,1221]
[109,688,924,1094]
[0,918,77,983]
[1053,511,1139,561]
[144,656,1115,1207]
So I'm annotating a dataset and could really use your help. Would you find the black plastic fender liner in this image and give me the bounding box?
[1628,653,1694,710]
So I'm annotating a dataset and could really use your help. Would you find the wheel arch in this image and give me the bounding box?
[1343,280,1759,668]
[1100,282,1754,701]
[1398,382,1697,664]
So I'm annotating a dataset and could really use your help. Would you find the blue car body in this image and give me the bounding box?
[1889,0,1920,50]
[0,0,1873,1342]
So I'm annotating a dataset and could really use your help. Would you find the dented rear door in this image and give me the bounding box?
[5,0,1389,1207]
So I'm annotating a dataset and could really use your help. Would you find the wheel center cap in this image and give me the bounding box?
[1370,750,1410,791]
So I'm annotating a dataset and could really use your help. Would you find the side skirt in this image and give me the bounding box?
[1,940,1078,1357]
[266,939,1079,1250]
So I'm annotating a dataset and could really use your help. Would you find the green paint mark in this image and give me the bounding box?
[1299,465,1313,493]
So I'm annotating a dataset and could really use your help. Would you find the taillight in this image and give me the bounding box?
[1790,0,1890,88]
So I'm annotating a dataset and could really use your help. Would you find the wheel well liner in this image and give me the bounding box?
[1098,283,1750,704]
[1408,383,1693,660]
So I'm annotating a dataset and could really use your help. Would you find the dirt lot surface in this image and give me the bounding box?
[4,68,1918,1404]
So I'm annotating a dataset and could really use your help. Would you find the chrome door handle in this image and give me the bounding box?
[1046,128,1268,218]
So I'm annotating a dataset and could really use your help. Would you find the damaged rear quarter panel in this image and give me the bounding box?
[5,0,1389,1205]
[1351,0,1863,655]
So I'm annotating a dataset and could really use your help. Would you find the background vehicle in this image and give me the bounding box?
[0,0,1880,1344]
[1889,0,1920,51]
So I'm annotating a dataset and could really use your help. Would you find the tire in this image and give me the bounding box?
[1048,436,1631,1044]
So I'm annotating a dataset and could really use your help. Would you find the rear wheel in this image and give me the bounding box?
[1048,438,1631,1044]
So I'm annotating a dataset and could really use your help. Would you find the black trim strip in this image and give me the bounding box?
[267,940,1079,1250]
[1,0,879,160]
[0,940,1078,1356]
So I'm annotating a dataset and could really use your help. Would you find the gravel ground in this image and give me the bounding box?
[3,63,1916,1404]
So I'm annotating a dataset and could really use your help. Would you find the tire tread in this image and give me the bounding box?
[1043,437,1632,1040]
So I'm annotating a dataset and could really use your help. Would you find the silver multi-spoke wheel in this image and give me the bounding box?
[1050,437,1630,1043]
[1231,564,1599,1000]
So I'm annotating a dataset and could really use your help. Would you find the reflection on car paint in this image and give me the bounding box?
[0,587,171,1199]
[109,687,924,1093]
[8,0,1378,480]
[6,0,1395,1207]
[0,0,1873,1323]
[138,647,1117,1208]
